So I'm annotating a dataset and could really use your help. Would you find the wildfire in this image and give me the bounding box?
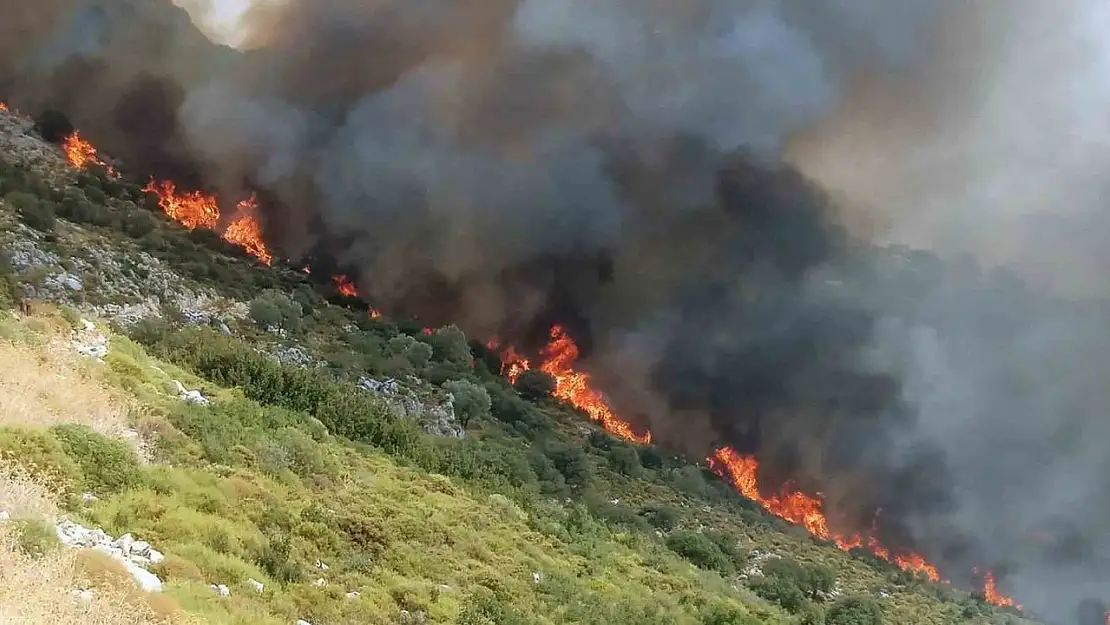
[143,180,220,231]
[333,274,358,297]
[0,102,7,112]
[497,326,651,444]
[223,195,273,265]
[62,132,100,170]
[981,570,1020,609]
[50,115,1024,610]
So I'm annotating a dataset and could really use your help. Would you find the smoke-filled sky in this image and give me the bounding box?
[3,1,1110,621]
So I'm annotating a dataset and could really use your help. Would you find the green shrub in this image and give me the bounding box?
[51,424,143,494]
[607,445,642,477]
[0,427,82,496]
[665,530,735,574]
[824,596,882,625]
[0,249,19,308]
[638,504,680,531]
[442,379,491,428]
[748,574,806,613]
[761,557,836,600]
[6,191,55,231]
[543,440,591,488]
[248,290,303,332]
[14,518,61,557]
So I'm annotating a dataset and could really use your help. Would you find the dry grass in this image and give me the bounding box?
[0,465,58,521]
[0,525,191,625]
[0,335,133,438]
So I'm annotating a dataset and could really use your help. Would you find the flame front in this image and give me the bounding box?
[982,571,1020,609]
[143,180,220,231]
[0,102,7,112]
[495,326,650,444]
[224,195,273,265]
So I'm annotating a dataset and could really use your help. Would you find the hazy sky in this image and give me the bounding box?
[174,0,253,46]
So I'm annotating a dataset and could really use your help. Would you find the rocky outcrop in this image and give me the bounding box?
[54,520,165,593]
[358,376,464,439]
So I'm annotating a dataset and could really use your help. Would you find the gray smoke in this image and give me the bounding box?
[787,1,1110,618]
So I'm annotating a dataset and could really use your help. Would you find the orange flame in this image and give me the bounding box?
[223,194,273,265]
[369,308,383,319]
[62,132,119,178]
[982,570,1020,609]
[333,274,358,297]
[708,447,942,582]
[63,132,103,170]
[530,325,652,444]
[143,180,221,231]
[0,102,7,112]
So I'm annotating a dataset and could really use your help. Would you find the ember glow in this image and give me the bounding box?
[223,195,273,265]
[333,274,358,297]
[0,102,7,112]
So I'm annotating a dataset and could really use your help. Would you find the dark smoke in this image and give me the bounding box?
[2,0,1109,620]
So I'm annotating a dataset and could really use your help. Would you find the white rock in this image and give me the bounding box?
[123,560,163,592]
[314,559,329,571]
[248,578,264,594]
[113,533,134,555]
[532,571,542,584]
[131,540,151,556]
[0,511,9,522]
[312,577,327,587]
[296,620,314,625]
[211,584,230,597]
[62,274,83,291]
[81,492,99,503]
[147,549,164,564]
[70,588,94,603]
[345,591,360,599]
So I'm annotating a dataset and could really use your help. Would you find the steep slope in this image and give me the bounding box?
[0,104,1041,625]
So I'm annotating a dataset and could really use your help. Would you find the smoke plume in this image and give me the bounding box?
[1,0,1108,620]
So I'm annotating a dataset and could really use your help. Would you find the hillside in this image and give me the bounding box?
[0,105,1042,624]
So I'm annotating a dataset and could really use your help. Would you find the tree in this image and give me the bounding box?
[427,325,472,365]
[443,379,491,428]
[514,369,556,401]
[824,596,882,625]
